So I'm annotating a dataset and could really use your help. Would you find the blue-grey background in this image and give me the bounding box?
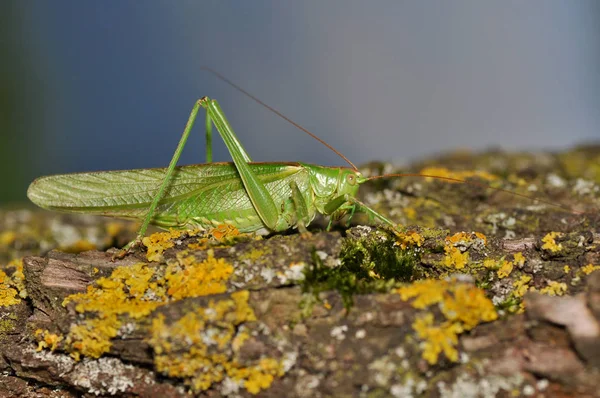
[2,1,599,204]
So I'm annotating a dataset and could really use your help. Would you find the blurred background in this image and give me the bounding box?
[1,1,599,204]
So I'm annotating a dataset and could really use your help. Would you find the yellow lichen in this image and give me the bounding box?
[0,231,16,246]
[419,167,498,182]
[483,258,497,269]
[166,251,234,299]
[512,275,532,298]
[66,315,121,361]
[142,229,185,262]
[497,260,514,279]
[513,252,525,267]
[443,246,469,269]
[397,279,497,364]
[106,222,123,237]
[148,290,281,395]
[0,258,26,306]
[62,239,97,253]
[539,281,567,296]
[564,265,571,274]
[0,287,19,307]
[412,313,461,363]
[394,230,424,249]
[60,252,236,360]
[581,264,600,275]
[541,232,563,253]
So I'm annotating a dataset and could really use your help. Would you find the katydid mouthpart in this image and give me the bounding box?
[27,68,585,256]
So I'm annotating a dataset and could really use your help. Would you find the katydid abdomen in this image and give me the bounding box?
[27,162,360,233]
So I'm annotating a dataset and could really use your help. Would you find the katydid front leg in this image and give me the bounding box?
[113,98,206,259]
[324,194,398,231]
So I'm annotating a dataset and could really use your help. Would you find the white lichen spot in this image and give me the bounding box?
[368,356,396,386]
[391,383,413,398]
[260,267,275,284]
[220,377,241,395]
[330,325,348,341]
[281,262,306,283]
[71,357,135,396]
[282,350,298,372]
[573,178,598,196]
[523,385,535,396]
[536,379,549,391]
[547,173,566,188]
[394,347,406,358]
[31,347,75,376]
[355,329,367,339]
[315,250,328,261]
[437,372,524,398]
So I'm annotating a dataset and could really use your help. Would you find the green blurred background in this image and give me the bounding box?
[1,1,599,205]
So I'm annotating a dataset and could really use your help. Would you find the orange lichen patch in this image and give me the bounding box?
[59,252,236,360]
[394,230,424,250]
[442,232,487,270]
[209,224,240,241]
[148,290,282,395]
[539,281,567,296]
[541,232,563,253]
[188,225,245,251]
[34,329,64,351]
[446,232,487,247]
[581,264,600,275]
[142,229,186,262]
[165,251,234,300]
[419,167,498,183]
[397,279,497,364]
[0,258,26,307]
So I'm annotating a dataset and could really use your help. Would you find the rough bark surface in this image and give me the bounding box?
[1,145,599,397]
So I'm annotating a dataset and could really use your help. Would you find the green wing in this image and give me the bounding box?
[28,163,310,231]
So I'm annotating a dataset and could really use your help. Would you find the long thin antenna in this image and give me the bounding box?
[367,173,586,215]
[200,66,358,171]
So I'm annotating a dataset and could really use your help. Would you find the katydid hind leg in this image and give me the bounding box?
[205,110,213,163]
[203,98,281,231]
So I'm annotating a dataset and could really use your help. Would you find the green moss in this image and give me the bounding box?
[0,319,15,336]
[340,228,419,281]
[302,228,420,309]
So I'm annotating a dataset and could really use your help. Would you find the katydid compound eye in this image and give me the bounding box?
[346,174,356,185]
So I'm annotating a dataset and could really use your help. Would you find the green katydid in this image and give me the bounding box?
[27,69,582,256]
